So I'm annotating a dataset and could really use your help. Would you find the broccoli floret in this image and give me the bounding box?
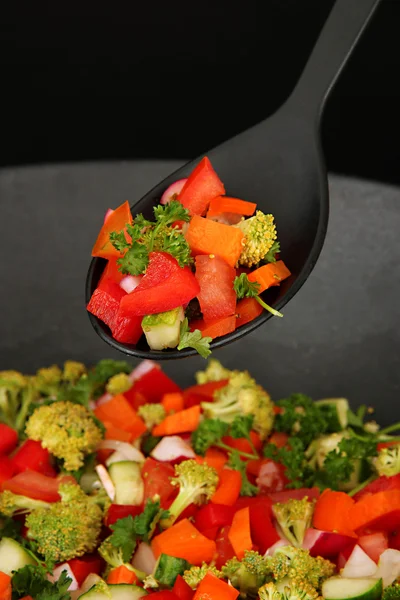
[183,564,222,589]
[98,537,145,581]
[35,365,63,396]
[0,490,49,517]
[161,459,218,527]
[222,550,271,597]
[201,371,274,440]
[272,497,315,547]
[267,547,335,591]
[374,446,400,477]
[195,359,233,384]
[63,360,86,383]
[382,582,400,600]
[143,574,159,590]
[25,483,103,564]
[0,371,39,434]
[106,372,132,396]
[305,433,349,471]
[234,210,277,268]
[25,400,103,471]
[258,580,321,600]
[138,403,166,429]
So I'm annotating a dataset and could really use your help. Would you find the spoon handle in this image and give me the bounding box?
[286,0,381,121]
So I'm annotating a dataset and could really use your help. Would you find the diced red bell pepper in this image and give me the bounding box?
[389,530,400,550]
[11,440,56,477]
[214,525,236,570]
[236,297,264,328]
[87,278,126,329]
[119,252,200,317]
[353,474,400,501]
[183,380,229,401]
[233,497,279,555]
[195,255,236,321]
[105,504,143,527]
[2,471,75,502]
[111,307,143,344]
[267,487,321,503]
[222,432,262,456]
[172,575,195,600]
[200,526,220,540]
[194,503,236,534]
[182,392,208,409]
[146,592,179,600]
[99,256,125,284]
[92,200,133,259]
[0,456,16,485]
[68,554,104,587]
[190,315,236,340]
[125,365,182,407]
[0,424,18,455]
[177,157,225,216]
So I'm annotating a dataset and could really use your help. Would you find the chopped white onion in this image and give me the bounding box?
[120,275,142,294]
[131,542,157,574]
[151,436,196,462]
[95,464,115,501]
[341,545,377,578]
[264,538,289,556]
[129,360,160,384]
[49,564,79,591]
[374,549,400,588]
[79,573,104,595]
[98,440,145,462]
[104,208,114,223]
[96,392,113,406]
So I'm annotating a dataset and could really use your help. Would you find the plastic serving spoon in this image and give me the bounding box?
[86,0,381,360]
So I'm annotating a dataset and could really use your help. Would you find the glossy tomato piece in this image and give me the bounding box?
[0,456,16,485]
[0,424,18,455]
[11,440,56,477]
[68,554,104,586]
[172,575,195,600]
[142,458,176,506]
[214,525,236,570]
[183,380,229,401]
[92,200,133,259]
[195,255,236,321]
[232,496,278,554]
[2,471,75,502]
[236,297,263,328]
[105,504,143,527]
[353,474,400,501]
[177,157,225,216]
[255,459,289,493]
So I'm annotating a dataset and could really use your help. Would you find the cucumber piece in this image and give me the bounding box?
[154,553,190,587]
[78,587,110,600]
[142,307,184,350]
[0,537,36,575]
[315,398,350,431]
[109,584,148,599]
[108,461,144,505]
[322,577,382,600]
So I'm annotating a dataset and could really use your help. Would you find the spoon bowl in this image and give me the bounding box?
[86,0,380,360]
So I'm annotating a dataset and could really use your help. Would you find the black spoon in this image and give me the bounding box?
[86,0,381,360]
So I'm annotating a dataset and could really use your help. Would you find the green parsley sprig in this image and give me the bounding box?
[177,318,212,358]
[234,273,283,318]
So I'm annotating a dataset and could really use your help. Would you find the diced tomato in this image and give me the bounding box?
[68,554,104,587]
[268,487,321,504]
[183,380,229,401]
[236,297,264,327]
[0,424,18,455]
[254,459,289,494]
[92,200,133,259]
[214,525,236,570]
[172,575,195,600]
[268,432,289,448]
[195,255,236,321]
[190,315,236,340]
[353,474,400,501]
[11,440,56,477]
[194,503,236,534]
[125,365,182,407]
[358,531,389,563]
[99,256,125,285]
[233,495,273,516]
[119,252,200,317]
[1,471,75,502]
[142,458,176,506]
[87,278,126,330]
[105,504,143,527]
[0,456,15,485]
[177,157,225,216]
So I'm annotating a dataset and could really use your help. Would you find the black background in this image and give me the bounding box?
[1,0,399,185]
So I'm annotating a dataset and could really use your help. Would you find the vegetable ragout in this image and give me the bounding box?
[87,157,291,356]
[1,359,400,599]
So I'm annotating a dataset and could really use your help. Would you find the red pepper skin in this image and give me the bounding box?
[194,503,236,534]
[146,592,179,600]
[87,278,126,329]
[0,456,16,485]
[111,307,143,344]
[177,157,226,216]
[105,504,143,527]
[172,575,195,600]
[232,496,278,554]
[11,440,56,477]
[214,525,235,570]
[125,366,182,407]
[0,424,18,455]
[119,253,200,317]
[68,555,104,587]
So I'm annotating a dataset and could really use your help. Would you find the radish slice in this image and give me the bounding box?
[104,208,114,223]
[374,548,400,588]
[303,528,356,559]
[49,564,79,590]
[95,464,115,501]
[96,392,113,407]
[132,542,157,574]
[98,440,145,463]
[151,436,196,462]
[129,360,160,384]
[120,275,142,294]
[264,538,289,556]
[341,544,377,578]
[160,179,188,205]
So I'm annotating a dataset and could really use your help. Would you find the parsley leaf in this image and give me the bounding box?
[263,240,280,263]
[191,418,229,455]
[228,450,258,496]
[274,393,330,446]
[177,318,212,358]
[264,437,316,489]
[233,273,283,318]
[321,436,377,490]
[12,564,71,600]
[230,414,254,439]
[109,230,130,252]
[117,241,150,276]
[132,499,170,542]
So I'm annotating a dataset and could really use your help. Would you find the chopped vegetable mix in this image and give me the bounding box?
[88,157,291,356]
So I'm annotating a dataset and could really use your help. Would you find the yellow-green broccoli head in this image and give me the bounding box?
[0,490,49,517]
[63,361,86,383]
[35,365,63,396]
[272,498,316,547]
[235,210,277,268]
[183,564,222,589]
[374,445,400,477]
[25,400,103,471]
[195,359,233,384]
[138,403,166,429]
[106,372,132,396]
